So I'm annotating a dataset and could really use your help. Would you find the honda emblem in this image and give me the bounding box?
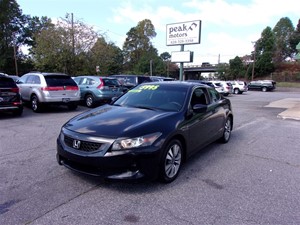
[73,140,81,149]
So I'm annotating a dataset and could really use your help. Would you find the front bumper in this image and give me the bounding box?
[56,137,161,181]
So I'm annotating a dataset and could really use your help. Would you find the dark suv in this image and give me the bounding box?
[17,72,80,112]
[110,75,152,89]
[0,74,23,116]
[247,80,276,92]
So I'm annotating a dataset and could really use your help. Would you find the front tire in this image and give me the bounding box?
[219,117,232,143]
[159,139,183,183]
[234,88,240,94]
[262,87,267,92]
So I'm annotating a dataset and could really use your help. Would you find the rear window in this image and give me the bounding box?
[137,76,152,84]
[214,83,222,87]
[45,75,77,86]
[102,78,120,86]
[0,77,16,88]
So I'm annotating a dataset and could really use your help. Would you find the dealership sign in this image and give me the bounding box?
[166,20,201,46]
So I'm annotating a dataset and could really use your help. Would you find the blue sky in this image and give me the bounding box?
[17,0,299,65]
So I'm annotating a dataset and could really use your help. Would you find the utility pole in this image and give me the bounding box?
[150,59,153,76]
[251,41,256,81]
[13,34,18,76]
[71,13,75,56]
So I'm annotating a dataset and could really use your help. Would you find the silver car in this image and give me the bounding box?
[17,72,80,112]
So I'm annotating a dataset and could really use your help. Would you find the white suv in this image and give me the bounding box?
[229,81,248,94]
[17,72,80,112]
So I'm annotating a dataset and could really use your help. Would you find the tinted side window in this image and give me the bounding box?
[191,88,207,106]
[208,88,221,103]
[27,75,38,84]
[45,75,76,86]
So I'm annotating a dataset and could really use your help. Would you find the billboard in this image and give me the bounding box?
[166,20,201,46]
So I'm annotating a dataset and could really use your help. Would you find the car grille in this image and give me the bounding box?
[64,135,102,152]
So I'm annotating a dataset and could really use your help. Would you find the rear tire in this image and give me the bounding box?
[262,87,267,92]
[31,95,42,112]
[85,94,94,108]
[234,88,239,94]
[159,139,183,183]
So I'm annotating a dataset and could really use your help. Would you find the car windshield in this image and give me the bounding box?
[113,84,187,112]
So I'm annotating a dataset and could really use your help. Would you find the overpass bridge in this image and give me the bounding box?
[183,64,219,79]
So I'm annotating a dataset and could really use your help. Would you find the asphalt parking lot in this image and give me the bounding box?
[0,88,300,225]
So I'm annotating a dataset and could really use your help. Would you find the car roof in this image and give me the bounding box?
[111,74,150,78]
[74,75,117,79]
[139,80,210,89]
[24,72,69,76]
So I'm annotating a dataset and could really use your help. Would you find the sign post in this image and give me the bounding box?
[166,20,201,81]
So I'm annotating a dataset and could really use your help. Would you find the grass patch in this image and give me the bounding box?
[276,82,300,88]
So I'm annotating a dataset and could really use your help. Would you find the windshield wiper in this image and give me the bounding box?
[134,105,158,111]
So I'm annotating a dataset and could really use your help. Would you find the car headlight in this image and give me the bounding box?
[112,132,162,150]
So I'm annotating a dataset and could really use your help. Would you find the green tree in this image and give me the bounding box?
[215,63,230,80]
[133,46,164,75]
[123,19,157,72]
[23,16,54,52]
[88,37,123,75]
[254,26,275,77]
[228,56,245,80]
[273,17,295,62]
[0,0,25,74]
[32,14,99,74]
[290,19,300,59]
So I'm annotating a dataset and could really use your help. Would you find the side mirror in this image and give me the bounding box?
[193,104,207,113]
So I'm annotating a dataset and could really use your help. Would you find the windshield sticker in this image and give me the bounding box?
[128,89,142,93]
[139,85,160,90]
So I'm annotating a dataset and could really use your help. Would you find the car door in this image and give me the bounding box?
[186,87,216,154]
[17,75,33,101]
[206,88,226,137]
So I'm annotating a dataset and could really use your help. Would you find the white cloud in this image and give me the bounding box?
[109,0,299,64]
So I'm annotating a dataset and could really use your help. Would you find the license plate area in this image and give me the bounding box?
[62,98,70,103]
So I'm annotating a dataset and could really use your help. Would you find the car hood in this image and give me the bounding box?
[64,105,178,138]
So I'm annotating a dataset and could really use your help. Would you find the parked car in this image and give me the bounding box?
[16,72,80,112]
[150,76,175,82]
[229,81,248,94]
[110,75,152,89]
[214,81,233,96]
[210,81,226,95]
[56,81,233,183]
[186,80,215,88]
[8,75,20,82]
[0,74,23,116]
[73,76,125,107]
[247,80,276,92]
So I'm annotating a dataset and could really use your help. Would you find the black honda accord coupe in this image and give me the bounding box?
[57,81,233,183]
